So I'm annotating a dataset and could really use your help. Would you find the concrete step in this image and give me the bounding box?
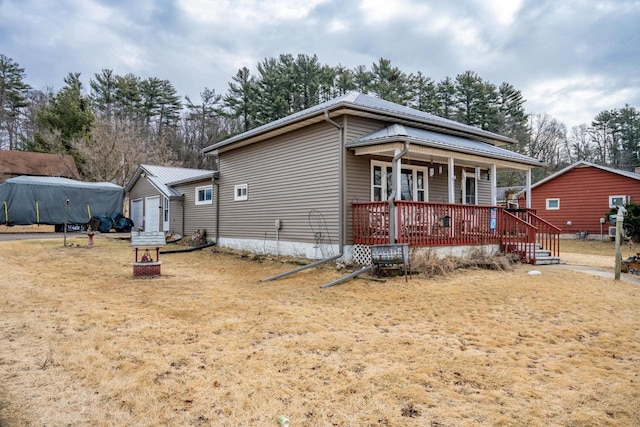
[534,256,561,265]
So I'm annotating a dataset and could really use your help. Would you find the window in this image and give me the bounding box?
[609,195,626,208]
[370,161,428,202]
[234,184,248,201]
[163,197,169,222]
[195,185,212,205]
[546,198,560,210]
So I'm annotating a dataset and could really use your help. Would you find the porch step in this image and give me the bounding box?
[503,243,561,265]
[534,256,561,265]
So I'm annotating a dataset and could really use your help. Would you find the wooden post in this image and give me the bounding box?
[614,206,625,280]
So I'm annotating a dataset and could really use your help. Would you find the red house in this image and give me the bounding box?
[528,161,640,238]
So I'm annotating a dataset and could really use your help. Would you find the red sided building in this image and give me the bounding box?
[528,162,640,238]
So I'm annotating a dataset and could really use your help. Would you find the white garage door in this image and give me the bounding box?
[131,199,143,231]
[145,196,160,232]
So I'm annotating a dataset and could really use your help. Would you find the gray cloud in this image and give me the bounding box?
[0,0,638,128]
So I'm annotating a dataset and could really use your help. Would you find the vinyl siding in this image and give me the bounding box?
[174,179,217,239]
[531,166,640,234]
[168,199,183,236]
[477,173,492,205]
[345,116,389,244]
[218,121,340,244]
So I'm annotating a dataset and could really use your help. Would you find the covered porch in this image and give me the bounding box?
[346,124,559,264]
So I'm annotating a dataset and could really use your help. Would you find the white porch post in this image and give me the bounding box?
[448,157,455,203]
[491,164,497,206]
[526,169,532,209]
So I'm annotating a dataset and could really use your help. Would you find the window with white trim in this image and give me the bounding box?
[195,185,212,205]
[370,160,428,201]
[234,184,248,201]
[546,198,560,210]
[609,195,626,208]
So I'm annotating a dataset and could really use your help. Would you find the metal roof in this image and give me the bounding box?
[532,161,640,189]
[202,91,516,153]
[346,124,542,167]
[125,164,216,197]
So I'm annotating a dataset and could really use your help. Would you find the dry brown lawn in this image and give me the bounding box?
[0,236,639,426]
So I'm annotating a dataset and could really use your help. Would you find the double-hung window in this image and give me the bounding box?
[195,185,213,205]
[371,161,428,202]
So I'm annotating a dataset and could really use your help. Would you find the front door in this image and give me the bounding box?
[465,177,476,204]
[145,196,160,232]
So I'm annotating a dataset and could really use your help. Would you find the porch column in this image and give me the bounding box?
[526,169,532,209]
[448,157,455,203]
[491,164,497,205]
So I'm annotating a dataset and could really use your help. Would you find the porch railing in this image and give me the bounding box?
[352,202,560,264]
[353,201,500,247]
[499,209,537,263]
[506,208,561,258]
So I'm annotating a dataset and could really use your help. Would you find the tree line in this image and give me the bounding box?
[1,52,638,186]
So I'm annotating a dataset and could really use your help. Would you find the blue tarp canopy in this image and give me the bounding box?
[0,176,124,225]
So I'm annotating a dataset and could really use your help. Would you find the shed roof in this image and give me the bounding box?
[532,161,640,189]
[346,124,542,167]
[125,164,216,198]
[202,92,517,154]
[0,150,79,180]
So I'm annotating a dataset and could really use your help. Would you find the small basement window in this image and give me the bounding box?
[195,185,212,205]
[546,198,560,210]
[609,195,626,208]
[234,184,248,201]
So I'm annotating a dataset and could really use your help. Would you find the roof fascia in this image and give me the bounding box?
[204,101,515,154]
[348,135,542,168]
[124,164,148,192]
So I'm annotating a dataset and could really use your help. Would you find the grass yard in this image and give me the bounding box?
[0,236,639,426]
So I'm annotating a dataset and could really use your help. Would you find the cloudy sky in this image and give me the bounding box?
[1,0,638,129]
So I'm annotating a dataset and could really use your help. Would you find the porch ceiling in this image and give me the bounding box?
[351,142,534,171]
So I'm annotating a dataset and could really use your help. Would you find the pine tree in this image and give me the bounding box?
[0,54,31,150]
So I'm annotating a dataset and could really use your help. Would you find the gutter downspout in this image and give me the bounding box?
[389,141,410,244]
[181,196,185,239]
[260,110,344,282]
[213,173,220,245]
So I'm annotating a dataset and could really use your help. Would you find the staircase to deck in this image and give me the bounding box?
[503,242,561,265]
[501,209,561,265]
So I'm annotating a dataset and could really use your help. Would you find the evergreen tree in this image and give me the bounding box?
[30,72,94,172]
[224,66,257,132]
[369,58,411,104]
[0,54,31,150]
[408,71,438,113]
[90,69,118,120]
[352,65,372,94]
[435,77,456,120]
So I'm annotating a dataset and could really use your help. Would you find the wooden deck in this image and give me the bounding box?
[352,201,561,264]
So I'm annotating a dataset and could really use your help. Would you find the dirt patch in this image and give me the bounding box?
[0,237,639,426]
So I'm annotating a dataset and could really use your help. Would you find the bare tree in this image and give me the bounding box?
[73,117,175,185]
[565,124,593,163]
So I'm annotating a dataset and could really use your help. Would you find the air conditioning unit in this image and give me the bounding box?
[608,226,617,239]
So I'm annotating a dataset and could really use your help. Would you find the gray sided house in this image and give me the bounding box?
[203,92,553,264]
[125,165,217,239]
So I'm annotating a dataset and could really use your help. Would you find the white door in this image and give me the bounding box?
[145,196,160,232]
[131,199,143,231]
